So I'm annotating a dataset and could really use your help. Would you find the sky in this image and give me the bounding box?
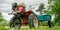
[0,0,54,21]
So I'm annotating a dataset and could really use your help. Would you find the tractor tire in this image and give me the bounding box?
[33,16,38,28]
[13,19,21,30]
[28,14,38,28]
[10,18,21,30]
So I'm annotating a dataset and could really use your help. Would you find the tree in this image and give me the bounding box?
[48,0,60,23]
[36,3,45,14]
[0,12,5,22]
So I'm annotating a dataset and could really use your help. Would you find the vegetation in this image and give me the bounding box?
[0,12,5,22]
[48,0,60,25]
[36,3,45,14]
[0,12,9,30]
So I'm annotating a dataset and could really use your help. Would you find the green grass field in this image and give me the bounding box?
[0,26,60,30]
[20,26,60,30]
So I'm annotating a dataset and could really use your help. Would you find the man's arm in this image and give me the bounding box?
[8,10,14,15]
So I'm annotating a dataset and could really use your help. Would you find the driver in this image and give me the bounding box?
[12,2,26,18]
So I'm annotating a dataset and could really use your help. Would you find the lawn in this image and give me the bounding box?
[9,26,60,30]
[0,26,60,30]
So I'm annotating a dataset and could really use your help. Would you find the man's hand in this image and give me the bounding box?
[16,11,20,13]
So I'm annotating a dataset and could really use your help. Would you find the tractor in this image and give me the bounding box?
[9,3,38,30]
[9,3,52,30]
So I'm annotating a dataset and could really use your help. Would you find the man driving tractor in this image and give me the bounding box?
[9,2,38,28]
[12,2,25,15]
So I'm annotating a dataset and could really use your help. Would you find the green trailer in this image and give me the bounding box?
[37,15,51,21]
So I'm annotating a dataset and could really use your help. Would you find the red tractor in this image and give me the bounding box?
[9,3,38,29]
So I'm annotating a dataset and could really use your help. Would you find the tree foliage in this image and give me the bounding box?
[48,0,60,22]
[37,3,45,14]
[0,12,5,22]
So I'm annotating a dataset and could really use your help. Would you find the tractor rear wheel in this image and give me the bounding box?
[28,14,38,28]
[33,16,38,28]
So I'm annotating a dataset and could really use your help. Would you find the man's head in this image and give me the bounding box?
[12,3,17,6]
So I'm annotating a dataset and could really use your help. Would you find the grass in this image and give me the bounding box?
[0,26,60,30]
[20,26,60,30]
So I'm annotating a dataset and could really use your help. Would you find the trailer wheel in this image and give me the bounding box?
[48,21,52,28]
